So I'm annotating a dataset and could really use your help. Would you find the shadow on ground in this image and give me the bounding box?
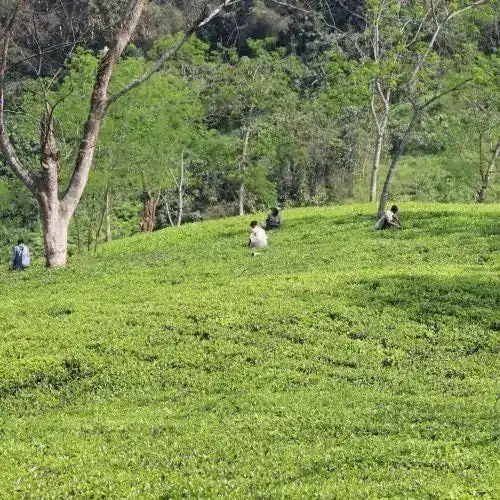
[348,273,500,328]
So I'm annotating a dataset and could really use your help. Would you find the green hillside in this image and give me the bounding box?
[0,203,499,498]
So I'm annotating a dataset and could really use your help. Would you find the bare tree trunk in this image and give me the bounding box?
[361,152,367,178]
[87,225,93,251]
[141,196,157,232]
[165,199,175,227]
[238,127,251,216]
[477,141,500,202]
[0,0,148,267]
[105,187,112,242]
[369,129,385,202]
[40,202,70,267]
[38,104,72,267]
[369,86,390,202]
[177,151,184,227]
[378,79,471,216]
[378,111,420,216]
[167,150,186,226]
[140,170,159,232]
[238,183,245,217]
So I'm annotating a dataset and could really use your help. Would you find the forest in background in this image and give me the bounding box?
[0,0,499,259]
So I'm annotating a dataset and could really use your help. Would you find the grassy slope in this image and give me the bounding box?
[0,203,499,498]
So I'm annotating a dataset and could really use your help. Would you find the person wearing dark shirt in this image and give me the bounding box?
[265,207,281,230]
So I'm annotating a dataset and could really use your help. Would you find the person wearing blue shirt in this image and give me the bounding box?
[12,239,30,270]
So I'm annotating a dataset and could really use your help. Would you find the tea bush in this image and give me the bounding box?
[0,203,499,498]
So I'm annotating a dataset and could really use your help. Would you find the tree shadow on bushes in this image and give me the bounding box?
[349,273,500,328]
[392,211,499,238]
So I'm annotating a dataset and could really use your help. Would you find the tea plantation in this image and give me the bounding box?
[0,203,499,498]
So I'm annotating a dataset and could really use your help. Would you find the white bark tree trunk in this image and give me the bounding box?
[165,199,175,227]
[477,140,500,202]
[369,86,390,202]
[369,129,385,202]
[94,183,111,250]
[38,104,72,267]
[238,182,245,217]
[105,188,112,242]
[177,151,184,227]
[377,79,471,216]
[378,111,420,216]
[40,201,70,268]
[238,126,251,217]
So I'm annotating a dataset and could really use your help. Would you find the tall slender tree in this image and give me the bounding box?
[368,0,492,214]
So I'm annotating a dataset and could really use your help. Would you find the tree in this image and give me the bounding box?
[477,140,500,201]
[368,0,493,214]
[203,39,300,215]
[460,57,500,202]
[365,0,400,203]
[0,0,234,267]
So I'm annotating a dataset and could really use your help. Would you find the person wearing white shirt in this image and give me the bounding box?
[11,239,30,270]
[375,205,401,230]
[248,221,268,248]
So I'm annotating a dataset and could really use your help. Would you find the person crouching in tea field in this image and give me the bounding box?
[249,221,268,248]
[375,205,401,230]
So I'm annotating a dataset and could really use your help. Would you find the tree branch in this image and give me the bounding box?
[408,0,489,88]
[447,0,488,20]
[169,168,179,189]
[105,0,240,110]
[370,89,381,131]
[406,8,432,46]
[62,0,148,212]
[6,41,83,73]
[373,0,387,61]
[420,78,473,110]
[0,0,37,194]
[269,0,311,14]
[164,198,175,227]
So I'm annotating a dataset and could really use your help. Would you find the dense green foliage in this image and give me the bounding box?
[0,204,499,496]
[0,0,499,259]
